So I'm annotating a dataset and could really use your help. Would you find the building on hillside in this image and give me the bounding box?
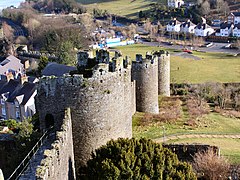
[0,55,24,78]
[0,79,36,121]
[232,23,240,37]
[180,20,196,34]
[168,0,184,8]
[215,22,234,37]
[228,12,240,25]
[166,19,181,33]
[194,23,215,37]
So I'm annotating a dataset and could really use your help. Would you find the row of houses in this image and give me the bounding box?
[0,55,37,122]
[166,18,215,37]
[216,12,240,37]
[166,12,240,37]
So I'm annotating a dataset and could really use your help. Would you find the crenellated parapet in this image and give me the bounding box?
[131,52,159,114]
[36,51,134,170]
[36,48,170,175]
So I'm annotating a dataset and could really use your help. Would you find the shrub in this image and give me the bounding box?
[193,149,230,180]
[79,138,197,180]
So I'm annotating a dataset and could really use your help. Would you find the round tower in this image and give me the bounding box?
[158,51,170,97]
[131,53,159,114]
[36,51,134,171]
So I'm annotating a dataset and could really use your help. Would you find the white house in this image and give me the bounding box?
[194,23,215,37]
[216,22,234,37]
[180,20,196,34]
[0,55,24,78]
[233,24,240,37]
[228,12,240,25]
[167,19,181,33]
[168,0,184,8]
[0,79,37,121]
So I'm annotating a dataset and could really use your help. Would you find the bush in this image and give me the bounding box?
[79,138,197,179]
[193,149,230,180]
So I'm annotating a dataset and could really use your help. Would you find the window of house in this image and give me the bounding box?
[2,107,6,116]
[16,111,20,119]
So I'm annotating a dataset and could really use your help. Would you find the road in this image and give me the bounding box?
[142,41,240,54]
[0,17,27,37]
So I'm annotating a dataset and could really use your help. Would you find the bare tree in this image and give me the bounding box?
[200,0,211,15]
[193,149,230,180]
[2,22,14,41]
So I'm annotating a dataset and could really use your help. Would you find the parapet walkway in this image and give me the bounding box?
[19,133,55,180]
[154,133,240,143]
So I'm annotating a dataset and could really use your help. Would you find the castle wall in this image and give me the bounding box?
[36,108,75,180]
[36,65,133,170]
[158,52,170,96]
[132,56,159,114]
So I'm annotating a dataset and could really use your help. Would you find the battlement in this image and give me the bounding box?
[36,49,170,176]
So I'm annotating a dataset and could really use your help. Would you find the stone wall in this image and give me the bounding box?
[132,54,159,114]
[36,108,75,180]
[36,62,134,170]
[158,52,170,97]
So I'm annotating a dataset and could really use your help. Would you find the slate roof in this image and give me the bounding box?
[7,82,36,105]
[0,55,23,75]
[168,19,181,26]
[0,79,20,96]
[232,12,240,17]
[0,79,36,106]
[180,20,196,28]
[195,23,212,30]
[42,62,77,77]
[220,22,232,29]
[233,23,240,29]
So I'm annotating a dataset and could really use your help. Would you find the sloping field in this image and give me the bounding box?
[77,0,157,18]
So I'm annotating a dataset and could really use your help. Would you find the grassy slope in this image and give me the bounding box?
[168,138,240,164]
[133,113,240,139]
[77,0,157,19]
[115,44,240,83]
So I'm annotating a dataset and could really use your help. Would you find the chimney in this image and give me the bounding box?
[20,74,28,84]
[6,72,14,82]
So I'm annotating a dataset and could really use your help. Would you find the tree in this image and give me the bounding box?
[200,0,210,15]
[79,138,197,179]
[38,56,49,74]
[17,118,34,140]
[193,149,230,180]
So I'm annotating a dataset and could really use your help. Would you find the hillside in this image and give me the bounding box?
[76,0,160,19]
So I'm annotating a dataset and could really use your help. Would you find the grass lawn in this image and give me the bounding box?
[115,44,240,83]
[133,112,240,139]
[167,138,240,164]
[76,0,159,19]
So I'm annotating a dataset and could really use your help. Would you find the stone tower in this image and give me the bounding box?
[156,51,170,97]
[36,50,135,170]
[131,53,159,114]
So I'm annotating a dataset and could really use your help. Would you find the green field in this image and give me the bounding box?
[115,44,240,83]
[167,138,240,164]
[77,0,157,19]
[133,112,240,139]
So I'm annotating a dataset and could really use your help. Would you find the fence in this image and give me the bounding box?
[7,127,53,180]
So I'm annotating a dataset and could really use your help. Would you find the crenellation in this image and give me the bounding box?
[35,49,171,179]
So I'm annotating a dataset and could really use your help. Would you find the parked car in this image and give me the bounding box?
[182,49,192,53]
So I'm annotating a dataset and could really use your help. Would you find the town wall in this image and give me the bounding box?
[35,108,75,180]
[132,54,159,114]
[158,51,170,97]
[36,62,134,170]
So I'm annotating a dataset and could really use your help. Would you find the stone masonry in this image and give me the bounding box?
[35,49,170,179]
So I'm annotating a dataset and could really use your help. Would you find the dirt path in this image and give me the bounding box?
[154,133,240,143]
